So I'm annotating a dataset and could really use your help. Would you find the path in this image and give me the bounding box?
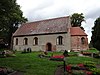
[54,66,64,75]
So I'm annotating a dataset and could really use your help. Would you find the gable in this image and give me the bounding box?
[13,16,70,36]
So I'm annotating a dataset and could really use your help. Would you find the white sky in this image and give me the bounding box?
[17,0,100,43]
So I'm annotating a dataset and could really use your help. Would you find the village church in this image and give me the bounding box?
[13,16,89,52]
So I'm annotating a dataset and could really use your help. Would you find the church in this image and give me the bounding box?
[13,16,88,52]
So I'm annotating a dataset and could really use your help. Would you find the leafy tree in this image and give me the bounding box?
[89,41,93,48]
[71,13,85,27]
[0,0,27,49]
[91,17,100,51]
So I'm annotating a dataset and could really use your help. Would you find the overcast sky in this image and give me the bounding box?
[17,0,100,43]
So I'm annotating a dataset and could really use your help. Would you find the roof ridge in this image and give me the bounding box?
[22,16,70,25]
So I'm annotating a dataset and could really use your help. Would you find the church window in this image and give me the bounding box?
[57,36,63,45]
[24,38,28,45]
[81,37,85,44]
[16,38,18,45]
[33,37,38,45]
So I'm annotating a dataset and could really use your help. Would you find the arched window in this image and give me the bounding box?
[16,38,18,45]
[24,38,28,45]
[33,37,38,45]
[81,37,85,44]
[57,36,63,45]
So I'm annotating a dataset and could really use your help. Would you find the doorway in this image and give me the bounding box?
[46,43,52,51]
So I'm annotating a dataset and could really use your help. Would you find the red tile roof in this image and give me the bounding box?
[13,16,70,36]
[70,27,87,36]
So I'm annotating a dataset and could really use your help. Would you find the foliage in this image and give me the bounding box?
[91,17,100,51]
[90,68,100,75]
[0,49,4,52]
[83,61,96,69]
[71,13,85,28]
[72,70,85,75]
[0,0,27,48]
[22,48,32,53]
[89,41,93,48]
[86,48,99,53]
[50,55,64,61]
[63,50,68,57]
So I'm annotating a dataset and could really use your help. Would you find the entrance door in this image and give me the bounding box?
[46,43,52,51]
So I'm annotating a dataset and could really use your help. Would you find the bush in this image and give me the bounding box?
[93,53,100,58]
[0,49,6,58]
[22,48,32,53]
[71,65,80,70]
[84,61,96,69]
[85,48,99,53]
[0,49,4,51]
[82,52,91,56]
[68,52,78,57]
[90,68,100,75]
[72,70,85,75]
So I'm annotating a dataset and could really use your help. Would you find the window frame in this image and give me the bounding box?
[33,37,38,45]
[81,37,85,44]
[56,36,63,45]
[24,38,28,45]
[15,38,18,45]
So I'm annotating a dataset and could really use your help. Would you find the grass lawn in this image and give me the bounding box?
[83,48,99,53]
[0,52,100,75]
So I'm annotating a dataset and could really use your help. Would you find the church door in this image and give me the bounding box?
[46,43,52,51]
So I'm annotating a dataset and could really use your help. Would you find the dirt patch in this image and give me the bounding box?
[54,66,64,75]
[0,67,24,75]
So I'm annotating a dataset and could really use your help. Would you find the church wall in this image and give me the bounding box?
[13,33,71,52]
[71,36,89,52]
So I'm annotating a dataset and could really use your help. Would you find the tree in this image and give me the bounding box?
[71,13,85,27]
[0,0,27,49]
[91,17,100,51]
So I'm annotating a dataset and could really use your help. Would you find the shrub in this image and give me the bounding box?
[86,71,93,75]
[50,55,64,61]
[82,52,91,56]
[90,68,100,75]
[0,49,6,58]
[93,53,100,58]
[84,61,96,69]
[72,70,85,75]
[22,48,32,53]
[71,65,80,70]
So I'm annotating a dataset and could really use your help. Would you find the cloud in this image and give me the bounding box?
[17,0,100,43]
[86,9,100,19]
[82,18,95,42]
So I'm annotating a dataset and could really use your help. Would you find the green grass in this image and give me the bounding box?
[84,48,99,53]
[0,52,100,75]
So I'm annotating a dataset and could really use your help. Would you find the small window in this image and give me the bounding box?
[56,38,59,45]
[57,36,63,45]
[24,38,28,45]
[16,38,18,45]
[33,37,38,45]
[81,37,85,44]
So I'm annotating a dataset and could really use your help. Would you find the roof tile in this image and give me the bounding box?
[13,16,70,36]
[70,27,87,36]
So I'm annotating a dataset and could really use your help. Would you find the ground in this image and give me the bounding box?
[0,51,100,75]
